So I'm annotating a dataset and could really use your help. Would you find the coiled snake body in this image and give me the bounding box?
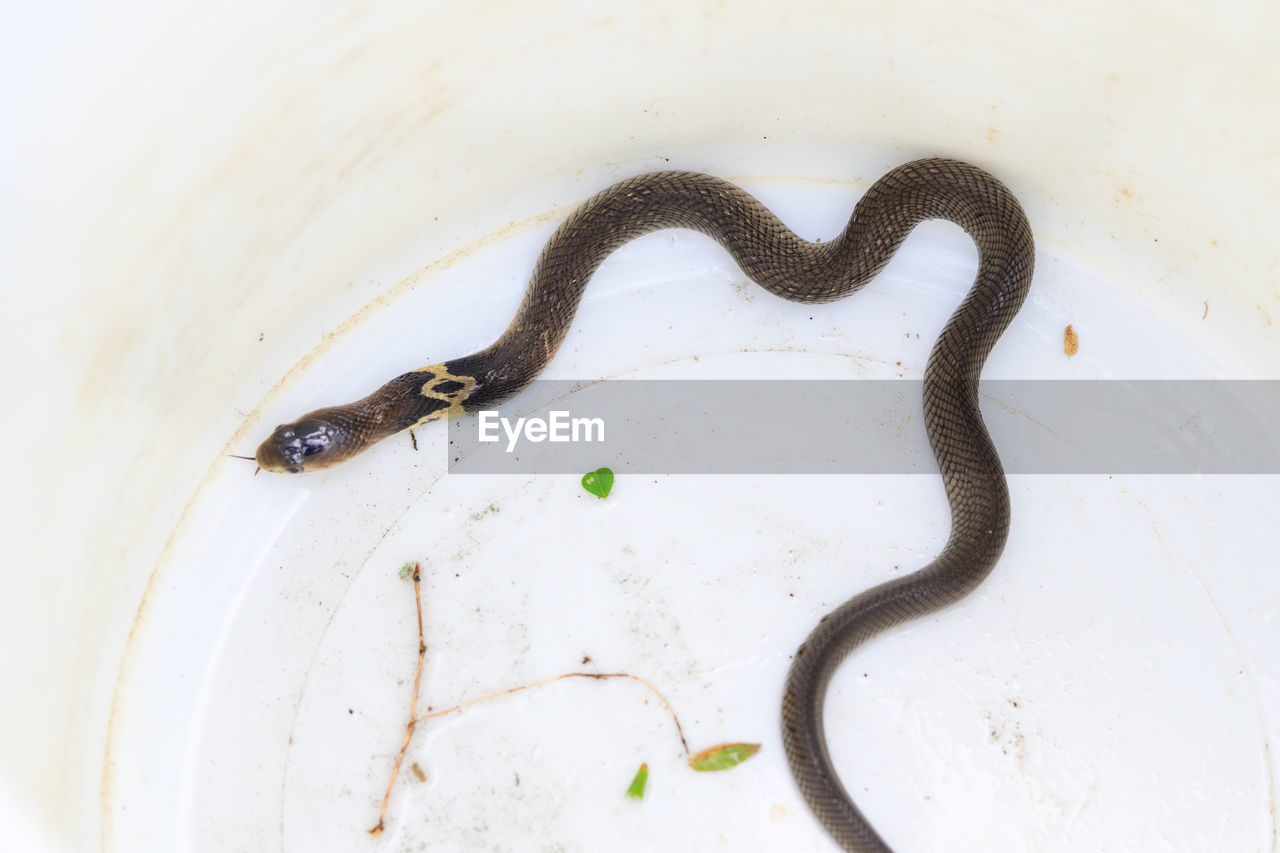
[257,158,1034,851]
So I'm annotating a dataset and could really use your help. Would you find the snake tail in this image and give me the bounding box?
[780,161,1032,851]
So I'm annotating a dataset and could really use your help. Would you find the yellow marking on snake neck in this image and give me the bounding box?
[412,362,476,425]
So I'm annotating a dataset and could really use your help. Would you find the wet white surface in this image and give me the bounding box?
[111,183,1279,851]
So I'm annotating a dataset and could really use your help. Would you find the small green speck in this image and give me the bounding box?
[581,467,614,499]
[398,563,415,580]
[625,763,648,799]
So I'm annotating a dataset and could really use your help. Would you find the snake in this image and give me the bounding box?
[256,157,1034,851]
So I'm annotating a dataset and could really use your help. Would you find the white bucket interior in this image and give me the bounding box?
[5,3,1278,852]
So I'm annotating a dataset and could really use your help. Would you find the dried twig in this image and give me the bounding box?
[414,671,690,755]
[369,562,696,834]
[368,562,427,836]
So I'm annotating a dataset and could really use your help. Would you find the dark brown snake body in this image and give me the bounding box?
[257,158,1034,851]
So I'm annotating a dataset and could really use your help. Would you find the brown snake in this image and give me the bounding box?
[256,157,1034,851]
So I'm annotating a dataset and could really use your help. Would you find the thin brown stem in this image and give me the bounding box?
[369,562,427,836]
[368,564,692,834]
[413,672,689,755]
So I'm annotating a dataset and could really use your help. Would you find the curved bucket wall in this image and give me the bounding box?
[4,2,1278,851]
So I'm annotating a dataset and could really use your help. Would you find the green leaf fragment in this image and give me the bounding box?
[625,763,648,799]
[687,742,761,772]
[581,467,614,499]
[398,563,415,580]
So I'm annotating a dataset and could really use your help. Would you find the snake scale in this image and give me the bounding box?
[257,157,1034,851]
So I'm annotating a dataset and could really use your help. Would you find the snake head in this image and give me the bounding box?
[256,414,349,473]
